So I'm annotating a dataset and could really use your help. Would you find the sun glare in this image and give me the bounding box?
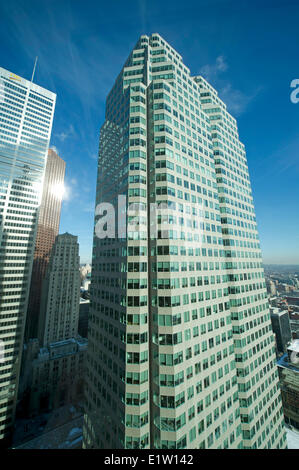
[51,183,66,200]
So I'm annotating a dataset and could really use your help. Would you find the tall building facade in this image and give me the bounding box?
[19,233,86,417]
[83,34,287,449]
[270,308,292,355]
[26,148,66,340]
[0,67,56,445]
[38,233,80,346]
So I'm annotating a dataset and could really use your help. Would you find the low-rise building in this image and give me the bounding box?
[21,337,87,417]
[277,340,299,430]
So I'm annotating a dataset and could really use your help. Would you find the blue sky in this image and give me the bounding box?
[0,0,298,264]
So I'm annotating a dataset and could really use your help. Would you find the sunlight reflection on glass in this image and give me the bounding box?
[51,182,66,200]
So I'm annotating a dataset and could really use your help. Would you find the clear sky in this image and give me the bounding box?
[1,0,298,264]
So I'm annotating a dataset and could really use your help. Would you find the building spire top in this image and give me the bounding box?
[31,56,38,82]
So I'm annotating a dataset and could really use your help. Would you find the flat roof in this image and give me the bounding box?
[0,66,56,100]
[288,339,299,354]
[277,353,299,373]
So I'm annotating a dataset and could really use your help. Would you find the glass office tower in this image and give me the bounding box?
[26,148,65,341]
[0,67,56,445]
[83,34,287,449]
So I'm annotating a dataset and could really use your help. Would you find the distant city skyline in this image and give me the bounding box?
[1,0,298,264]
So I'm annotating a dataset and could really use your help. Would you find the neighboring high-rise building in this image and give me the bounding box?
[38,233,80,346]
[26,148,66,340]
[0,67,56,446]
[83,34,287,450]
[270,307,292,355]
[19,233,86,419]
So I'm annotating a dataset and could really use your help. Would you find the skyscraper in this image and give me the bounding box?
[19,233,86,418]
[38,233,80,346]
[83,34,287,450]
[0,67,56,445]
[270,308,292,355]
[26,148,66,340]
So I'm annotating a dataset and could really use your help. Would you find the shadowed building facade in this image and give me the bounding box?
[38,233,80,346]
[20,233,86,418]
[277,340,299,430]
